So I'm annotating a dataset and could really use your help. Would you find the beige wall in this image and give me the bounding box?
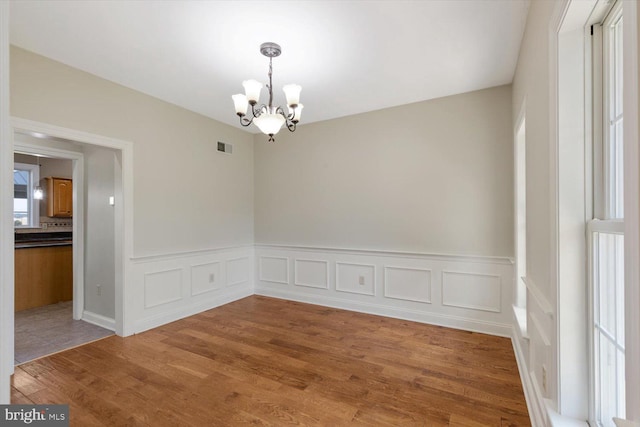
[10,46,254,256]
[254,85,514,257]
[83,145,117,318]
[14,153,72,181]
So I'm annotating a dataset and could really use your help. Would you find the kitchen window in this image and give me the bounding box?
[13,162,40,228]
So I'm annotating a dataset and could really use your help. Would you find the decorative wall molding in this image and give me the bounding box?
[523,276,554,317]
[144,268,183,308]
[384,266,432,303]
[131,244,254,263]
[255,244,514,265]
[131,246,253,334]
[190,261,222,296]
[227,257,250,287]
[336,262,376,296]
[258,256,289,284]
[512,324,546,427]
[255,245,514,337]
[442,271,501,313]
[294,259,329,289]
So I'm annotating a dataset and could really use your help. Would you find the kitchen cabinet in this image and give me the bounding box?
[45,177,73,217]
[15,245,73,311]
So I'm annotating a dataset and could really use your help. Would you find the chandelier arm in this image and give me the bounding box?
[250,103,268,118]
[239,116,253,127]
[286,121,296,132]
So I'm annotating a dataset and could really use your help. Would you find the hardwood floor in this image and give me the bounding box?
[11,296,530,426]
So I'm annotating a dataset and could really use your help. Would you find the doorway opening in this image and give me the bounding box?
[13,133,118,364]
[9,118,132,365]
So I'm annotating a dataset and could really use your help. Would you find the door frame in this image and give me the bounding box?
[10,118,134,340]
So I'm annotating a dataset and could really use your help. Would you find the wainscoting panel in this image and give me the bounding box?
[255,245,514,336]
[442,271,501,313]
[294,259,329,289]
[191,261,222,296]
[336,262,375,296]
[144,268,182,309]
[131,246,254,333]
[384,266,432,303]
[259,256,289,285]
[227,257,250,287]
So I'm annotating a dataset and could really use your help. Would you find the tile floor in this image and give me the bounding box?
[14,301,114,365]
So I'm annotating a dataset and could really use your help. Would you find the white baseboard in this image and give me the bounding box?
[255,245,514,337]
[512,324,546,427]
[134,284,253,334]
[82,310,116,331]
[130,245,254,334]
[257,287,512,336]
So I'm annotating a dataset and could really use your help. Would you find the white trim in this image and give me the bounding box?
[256,246,514,338]
[523,276,554,317]
[549,0,569,417]
[255,287,513,337]
[383,265,432,303]
[134,285,253,334]
[545,399,589,427]
[441,270,501,313]
[514,98,527,309]
[293,258,329,289]
[0,0,12,404]
[512,326,545,427]
[258,255,290,285]
[226,256,250,287]
[587,218,625,234]
[335,261,376,296]
[131,244,255,263]
[255,244,513,265]
[12,161,40,228]
[11,117,135,337]
[513,304,529,340]
[622,0,640,420]
[82,311,116,331]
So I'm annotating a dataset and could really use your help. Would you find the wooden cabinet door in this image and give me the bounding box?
[15,246,73,311]
[46,177,73,217]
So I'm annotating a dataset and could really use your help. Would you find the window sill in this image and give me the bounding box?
[513,305,529,340]
[545,399,588,427]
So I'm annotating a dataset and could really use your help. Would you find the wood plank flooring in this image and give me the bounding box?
[11,296,530,426]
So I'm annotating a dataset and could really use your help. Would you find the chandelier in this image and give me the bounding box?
[232,42,303,142]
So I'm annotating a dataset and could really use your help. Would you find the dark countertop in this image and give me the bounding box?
[15,231,72,249]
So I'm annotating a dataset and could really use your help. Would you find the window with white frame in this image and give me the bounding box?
[590,1,625,425]
[13,162,40,228]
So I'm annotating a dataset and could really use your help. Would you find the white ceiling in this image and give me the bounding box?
[9,0,529,132]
